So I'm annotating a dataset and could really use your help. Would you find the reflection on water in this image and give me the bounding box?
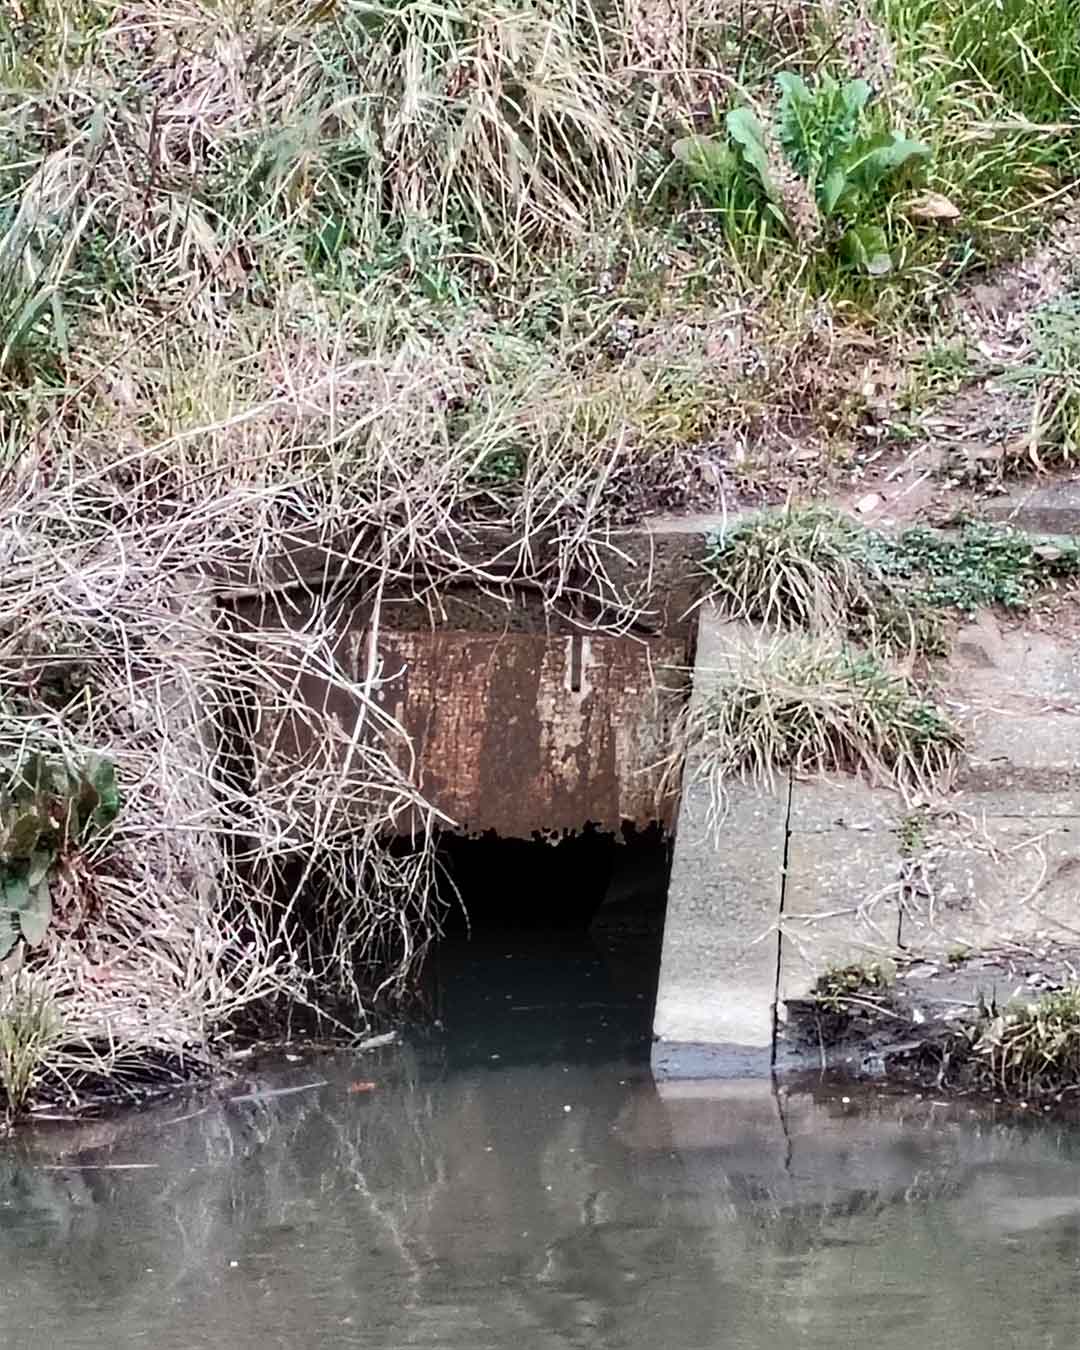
[3,932,1080,1350]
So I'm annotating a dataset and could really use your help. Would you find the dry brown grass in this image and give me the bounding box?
[0,264,679,1105]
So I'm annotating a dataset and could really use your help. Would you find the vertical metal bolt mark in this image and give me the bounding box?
[570,635,584,693]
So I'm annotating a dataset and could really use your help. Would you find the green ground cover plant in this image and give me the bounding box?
[866,520,1080,610]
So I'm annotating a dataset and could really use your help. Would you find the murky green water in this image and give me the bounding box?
[3,932,1080,1349]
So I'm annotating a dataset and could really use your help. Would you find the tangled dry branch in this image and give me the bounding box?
[0,292,663,1105]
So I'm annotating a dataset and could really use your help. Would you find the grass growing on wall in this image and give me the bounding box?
[681,635,962,800]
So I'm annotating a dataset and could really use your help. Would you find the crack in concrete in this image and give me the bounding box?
[770,767,795,1069]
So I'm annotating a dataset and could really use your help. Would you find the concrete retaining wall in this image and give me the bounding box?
[652,600,1080,1078]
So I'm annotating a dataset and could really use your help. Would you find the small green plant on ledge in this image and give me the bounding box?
[0,751,120,962]
[700,505,874,631]
[674,72,929,276]
[865,522,1080,612]
[813,960,897,1015]
[898,806,930,857]
[963,987,1080,1099]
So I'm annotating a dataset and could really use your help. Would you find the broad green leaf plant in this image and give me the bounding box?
[0,752,120,961]
[674,73,930,276]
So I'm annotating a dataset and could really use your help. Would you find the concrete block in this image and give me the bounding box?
[983,482,1080,535]
[652,776,788,1071]
[779,824,902,1003]
[946,613,1080,812]
[899,815,1080,956]
[652,607,788,1075]
[785,776,901,834]
[951,712,1080,821]
[949,788,1080,819]
[654,598,1080,1077]
[959,713,1080,775]
[779,776,904,1003]
[947,612,1080,703]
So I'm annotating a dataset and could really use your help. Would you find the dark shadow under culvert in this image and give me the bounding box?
[423,824,673,1068]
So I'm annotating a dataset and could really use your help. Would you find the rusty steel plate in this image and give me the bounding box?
[375,631,687,838]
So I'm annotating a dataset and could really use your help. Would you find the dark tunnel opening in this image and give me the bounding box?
[424,823,673,1067]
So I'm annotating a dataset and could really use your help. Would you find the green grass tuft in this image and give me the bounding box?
[0,971,61,1116]
[876,0,1080,275]
[1018,294,1080,464]
[689,635,962,796]
[967,987,1080,1099]
[701,505,878,631]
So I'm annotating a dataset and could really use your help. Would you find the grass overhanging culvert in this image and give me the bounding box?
[0,0,688,1117]
[676,635,963,813]
[0,338,673,1116]
[1,0,1078,1117]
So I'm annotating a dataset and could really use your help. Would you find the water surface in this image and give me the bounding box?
[3,930,1080,1349]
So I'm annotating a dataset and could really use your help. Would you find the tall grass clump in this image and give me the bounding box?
[0,972,62,1116]
[876,0,1080,266]
[1,0,643,314]
[701,505,879,630]
[681,635,961,801]
[888,0,1080,127]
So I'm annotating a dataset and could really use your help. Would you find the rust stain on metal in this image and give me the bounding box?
[378,632,686,837]
[241,585,689,838]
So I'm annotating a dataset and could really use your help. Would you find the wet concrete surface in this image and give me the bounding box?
[4,932,1080,1349]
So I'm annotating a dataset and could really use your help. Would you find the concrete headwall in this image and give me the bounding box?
[652,599,1080,1078]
